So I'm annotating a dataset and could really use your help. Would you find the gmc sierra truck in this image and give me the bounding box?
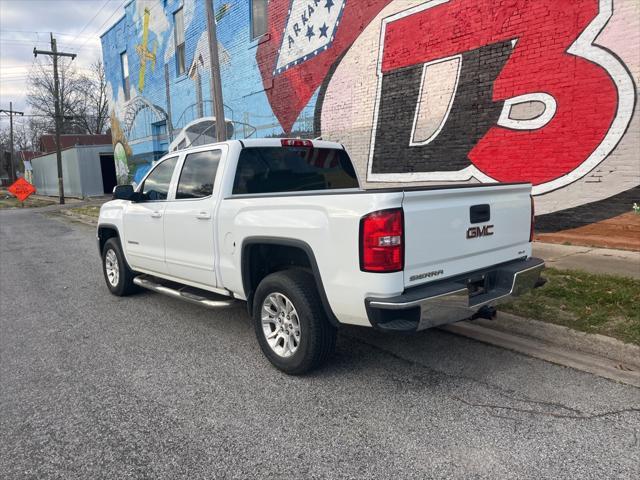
[98,138,544,374]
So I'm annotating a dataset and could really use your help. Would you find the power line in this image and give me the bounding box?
[0,63,45,73]
[67,0,113,46]
[0,39,100,50]
[1,67,96,75]
[0,30,95,40]
[0,61,97,82]
[75,0,127,52]
[0,8,123,52]
[0,114,80,118]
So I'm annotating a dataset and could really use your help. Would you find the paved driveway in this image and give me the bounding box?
[1,209,639,479]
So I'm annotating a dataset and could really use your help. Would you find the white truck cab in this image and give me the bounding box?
[98,138,544,374]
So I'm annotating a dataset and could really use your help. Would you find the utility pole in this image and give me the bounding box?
[0,102,24,182]
[34,33,76,204]
[205,0,227,142]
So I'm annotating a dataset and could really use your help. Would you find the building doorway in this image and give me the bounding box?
[100,154,118,194]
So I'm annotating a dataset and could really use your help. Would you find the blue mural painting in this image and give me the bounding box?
[101,0,316,185]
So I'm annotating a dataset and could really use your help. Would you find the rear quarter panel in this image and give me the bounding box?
[217,191,405,326]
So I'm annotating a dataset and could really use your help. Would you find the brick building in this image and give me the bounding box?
[101,0,639,230]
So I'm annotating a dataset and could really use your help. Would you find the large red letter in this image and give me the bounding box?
[380,0,618,185]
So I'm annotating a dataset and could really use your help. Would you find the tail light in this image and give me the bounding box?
[360,208,404,272]
[281,139,313,148]
[530,195,535,242]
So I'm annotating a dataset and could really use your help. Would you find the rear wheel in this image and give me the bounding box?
[102,237,138,296]
[253,270,337,375]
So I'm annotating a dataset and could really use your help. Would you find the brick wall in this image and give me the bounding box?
[102,0,639,228]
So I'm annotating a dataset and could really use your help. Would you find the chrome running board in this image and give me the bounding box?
[133,275,237,309]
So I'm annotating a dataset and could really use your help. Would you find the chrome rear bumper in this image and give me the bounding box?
[365,257,545,332]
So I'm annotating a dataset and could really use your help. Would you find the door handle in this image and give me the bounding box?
[196,212,211,220]
[150,211,162,218]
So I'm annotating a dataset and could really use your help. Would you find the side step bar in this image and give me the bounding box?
[133,275,237,309]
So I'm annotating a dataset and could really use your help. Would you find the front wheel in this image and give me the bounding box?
[253,270,337,375]
[102,237,138,296]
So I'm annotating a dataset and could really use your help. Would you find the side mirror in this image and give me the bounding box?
[112,184,135,201]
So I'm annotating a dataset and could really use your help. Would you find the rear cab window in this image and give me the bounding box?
[232,146,359,195]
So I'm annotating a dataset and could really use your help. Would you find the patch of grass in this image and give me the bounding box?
[501,267,640,345]
[68,205,101,218]
[0,195,56,209]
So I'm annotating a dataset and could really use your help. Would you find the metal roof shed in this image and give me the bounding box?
[31,145,116,198]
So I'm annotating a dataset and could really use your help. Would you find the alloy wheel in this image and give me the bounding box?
[105,249,120,287]
[261,292,302,358]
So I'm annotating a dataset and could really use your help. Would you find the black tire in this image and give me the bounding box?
[253,269,337,375]
[102,237,138,296]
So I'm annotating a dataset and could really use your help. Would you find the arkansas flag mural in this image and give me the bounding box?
[256,0,393,133]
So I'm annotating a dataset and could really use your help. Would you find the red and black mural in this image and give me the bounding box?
[370,40,513,176]
[256,0,637,214]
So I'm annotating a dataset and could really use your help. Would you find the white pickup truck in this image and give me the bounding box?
[98,138,544,374]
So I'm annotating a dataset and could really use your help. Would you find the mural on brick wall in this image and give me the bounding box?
[102,0,239,187]
[103,0,638,219]
[257,0,638,215]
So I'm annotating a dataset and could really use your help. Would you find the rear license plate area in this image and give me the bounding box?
[467,275,486,298]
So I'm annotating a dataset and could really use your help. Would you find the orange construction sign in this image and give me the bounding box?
[8,177,36,202]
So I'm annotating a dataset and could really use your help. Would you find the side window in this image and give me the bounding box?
[174,7,186,75]
[250,0,268,40]
[141,157,178,201]
[176,150,221,199]
[120,52,130,101]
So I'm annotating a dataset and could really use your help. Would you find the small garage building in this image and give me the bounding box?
[31,145,117,198]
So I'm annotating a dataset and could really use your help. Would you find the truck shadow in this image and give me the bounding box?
[134,289,532,386]
[327,323,530,386]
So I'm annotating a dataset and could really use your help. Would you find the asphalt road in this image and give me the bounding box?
[1,208,639,480]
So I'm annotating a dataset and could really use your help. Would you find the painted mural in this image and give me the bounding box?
[103,0,638,219]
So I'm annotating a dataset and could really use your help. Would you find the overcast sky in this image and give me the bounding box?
[0,0,126,124]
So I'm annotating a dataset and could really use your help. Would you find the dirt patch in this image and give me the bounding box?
[535,212,640,251]
[0,194,56,209]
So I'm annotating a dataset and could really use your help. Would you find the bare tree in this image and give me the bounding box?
[0,123,31,176]
[27,58,85,135]
[26,117,51,150]
[0,122,30,150]
[75,61,110,135]
[27,59,110,137]
[0,127,10,178]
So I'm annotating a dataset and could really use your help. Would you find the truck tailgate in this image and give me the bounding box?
[402,184,533,288]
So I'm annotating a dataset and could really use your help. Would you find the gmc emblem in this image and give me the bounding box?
[467,225,494,239]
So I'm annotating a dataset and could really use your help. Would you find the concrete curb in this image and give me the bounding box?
[532,242,640,279]
[478,312,640,367]
[441,312,640,387]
